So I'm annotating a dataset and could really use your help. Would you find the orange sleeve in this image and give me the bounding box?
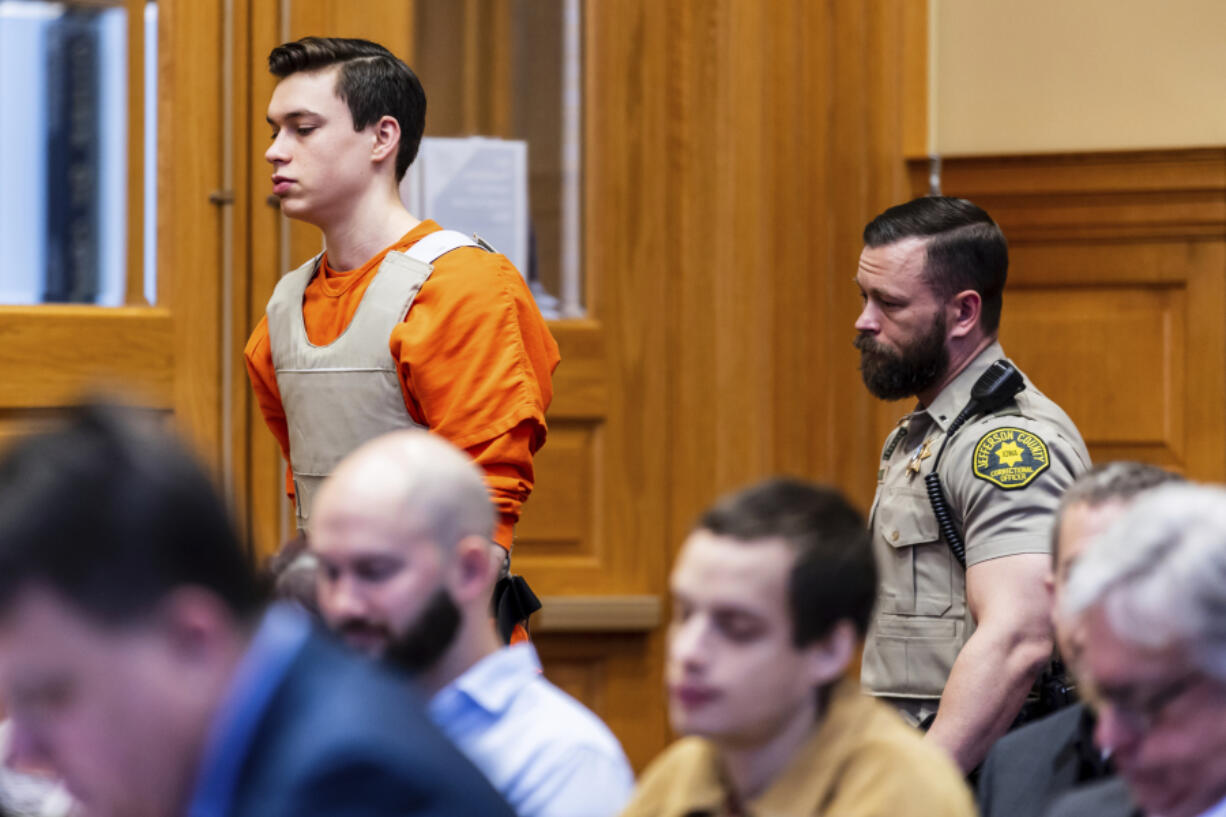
[243,316,296,498]
[391,248,561,551]
[466,422,541,550]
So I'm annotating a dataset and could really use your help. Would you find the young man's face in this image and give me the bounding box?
[265,66,381,227]
[0,588,197,817]
[853,237,951,401]
[667,531,829,748]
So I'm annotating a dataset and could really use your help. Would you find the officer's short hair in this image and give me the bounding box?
[0,402,262,626]
[863,196,1009,334]
[268,36,426,181]
[1050,461,1183,563]
[1063,483,1226,683]
[697,478,876,645]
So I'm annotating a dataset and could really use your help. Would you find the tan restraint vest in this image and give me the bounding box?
[266,229,482,531]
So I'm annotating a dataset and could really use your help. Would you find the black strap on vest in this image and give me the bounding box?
[924,360,1025,568]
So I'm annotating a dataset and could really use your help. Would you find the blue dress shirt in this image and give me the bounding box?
[428,643,634,817]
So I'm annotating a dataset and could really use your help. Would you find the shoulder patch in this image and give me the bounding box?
[972,427,1050,489]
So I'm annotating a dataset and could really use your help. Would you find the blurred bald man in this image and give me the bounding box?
[310,430,634,817]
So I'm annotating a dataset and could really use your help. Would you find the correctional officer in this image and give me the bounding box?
[853,196,1090,773]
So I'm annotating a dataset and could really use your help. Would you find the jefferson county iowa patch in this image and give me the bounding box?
[972,427,1050,489]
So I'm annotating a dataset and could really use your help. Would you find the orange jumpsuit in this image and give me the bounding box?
[244,220,560,551]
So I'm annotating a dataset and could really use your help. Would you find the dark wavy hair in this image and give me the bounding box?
[697,478,877,645]
[269,36,426,181]
[864,196,1009,334]
[0,403,261,625]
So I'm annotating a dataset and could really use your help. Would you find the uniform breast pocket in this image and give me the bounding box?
[874,489,955,617]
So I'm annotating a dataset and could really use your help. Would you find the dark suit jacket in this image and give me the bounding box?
[977,703,1113,817]
[1044,778,1139,817]
[227,629,516,817]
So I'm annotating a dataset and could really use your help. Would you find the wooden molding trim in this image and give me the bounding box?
[542,319,608,420]
[912,148,1226,241]
[534,594,662,633]
[0,307,173,408]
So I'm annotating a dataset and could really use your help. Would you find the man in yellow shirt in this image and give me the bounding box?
[621,479,974,817]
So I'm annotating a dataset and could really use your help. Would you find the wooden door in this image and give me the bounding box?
[1,0,228,471]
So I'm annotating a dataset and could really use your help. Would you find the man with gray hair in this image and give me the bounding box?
[977,462,1180,817]
[1056,482,1226,817]
[310,429,634,817]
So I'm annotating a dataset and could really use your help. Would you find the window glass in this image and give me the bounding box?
[414,0,584,318]
[0,0,157,305]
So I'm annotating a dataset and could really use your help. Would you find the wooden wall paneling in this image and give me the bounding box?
[0,309,173,408]
[775,0,919,515]
[286,0,415,56]
[160,0,224,461]
[514,323,612,589]
[0,1,229,513]
[1184,240,1226,480]
[925,149,1226,481]
[538,0,921,766]
[124,0,147,304]
[415,0,466,136]
[668,0,775,548]
[225,0,254,548]
[534,629,668,772]
[541,0,677,766]
[572,0,673,600]
[900,0,929,159]
[243,0,296,560]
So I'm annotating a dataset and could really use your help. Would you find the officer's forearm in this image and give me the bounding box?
[923,623,1052,772]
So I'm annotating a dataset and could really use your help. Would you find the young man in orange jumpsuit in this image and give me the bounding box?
[245,37,559,640]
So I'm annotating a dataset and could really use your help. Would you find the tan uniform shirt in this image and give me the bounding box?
[860,341,1090,701]
[619,678,976,817]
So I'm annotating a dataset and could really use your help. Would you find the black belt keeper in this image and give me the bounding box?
[491,574,542,643]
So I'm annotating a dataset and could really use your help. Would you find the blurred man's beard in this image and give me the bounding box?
[335,618,393,655]
[382,587,462,675]
[855,312,949,401]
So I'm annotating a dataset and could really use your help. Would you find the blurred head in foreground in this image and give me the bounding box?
[309,429,502,693]
[0,404,261,817]
[667,478,876,745]
[1063,483,1226,817]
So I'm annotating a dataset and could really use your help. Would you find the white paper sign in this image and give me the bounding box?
[400,136,530,279]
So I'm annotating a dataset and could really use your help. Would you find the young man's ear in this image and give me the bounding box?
[370,114,401,167]
[947,289,983,339]
[803,620,858,688]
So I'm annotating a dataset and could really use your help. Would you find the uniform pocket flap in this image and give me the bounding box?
[874,614,957,639]
[875,488,939,548]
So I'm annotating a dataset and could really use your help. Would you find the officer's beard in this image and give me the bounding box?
[855,311,949,401]
[382,586,463,675]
